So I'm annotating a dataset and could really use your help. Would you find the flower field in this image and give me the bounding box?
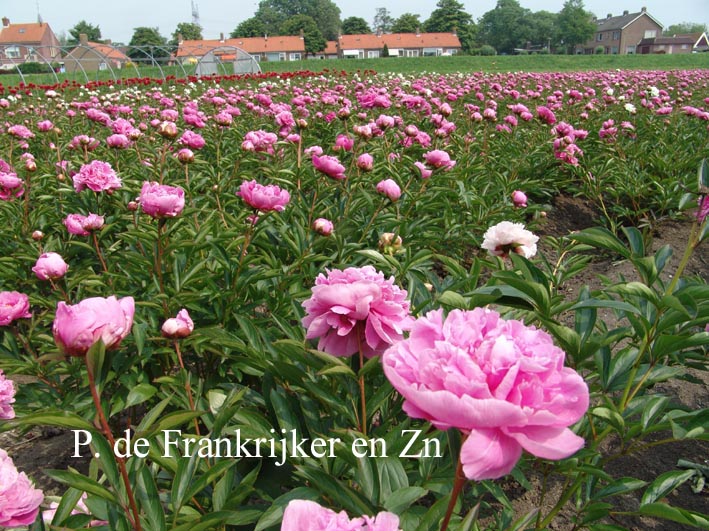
[0,67,708,530]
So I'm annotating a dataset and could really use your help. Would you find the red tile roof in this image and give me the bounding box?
[65,42,128,62]
[178,36,305,57]
[0,22,54,44]
[338,32,461,50]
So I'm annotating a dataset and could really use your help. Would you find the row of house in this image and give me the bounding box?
[575,7,709,55]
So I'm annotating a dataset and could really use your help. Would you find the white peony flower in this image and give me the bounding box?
[481,221,539,259]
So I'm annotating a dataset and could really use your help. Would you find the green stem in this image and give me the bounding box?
[666,221,699,294]
[440,439,467,531]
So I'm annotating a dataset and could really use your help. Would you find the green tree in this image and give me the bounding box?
[230,17,271,38]
[423,0,476,52]
[556,0,595,54]
[170,22,202,47]
[127,27,168,62]
[281,14,326,55]
[665,22,708,35]
[527,10,557,51]
[67,20,102,46]
[391,13,422,33]
[254,0,341,41]
[372,7,394,34]
[341,16,371,34]
[477,0,530,54]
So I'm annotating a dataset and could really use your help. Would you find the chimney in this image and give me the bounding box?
[177,32,183,45]
[219,32,224,43]
[299,29,304,39]
[2,17,9,27]
[79,33,88,45]
[641,6,647,12]
[452,26,457,36]
[104,39,112,45]
[415,27,420,37]
[606,13,612,19]
[622,10,629,15]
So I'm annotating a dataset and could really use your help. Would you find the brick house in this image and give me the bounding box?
[638,32,709,54]
[0,17,62,67]
[575,7,663,55]
[63,34,129,74]
[177,35,306,63]
[336,32,461,59]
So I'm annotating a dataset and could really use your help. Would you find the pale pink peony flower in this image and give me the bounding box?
[176,148,195,164]
[313,218,334,236]
[0,172,24,201]
[53,296,135,357]
[376,179,401,201]
[106,133,131,149]
[0,291,31,326]
[42,492,107,527]
[37,120,54,132]
[237,180,290,212]
[0,448,44,527]
[301,265,413,358]
[32,252,69,281]
[414,161,433,179]
[73,160,122,193]
[140,181,185,218]
[0,369,15,420]
[482,221,538,259]
[281,499,401,531]
[356,153,374,171]
[333,133,354,151]
[312,154,346,180]
[423,149,456,170]
[382,308,589,480]
[161,309,194,338]
[64,213,104,236]
[511,190,527,208]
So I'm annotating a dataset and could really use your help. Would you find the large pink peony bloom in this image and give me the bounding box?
[312,154,346,180]
[383,308,588,480]
[0,292,31,326]
[139,181,185,218]
[423,149,456,170]
[0,369,15,420]
[281,500,401,531]
[64,213,104,236]
[481,221,538,259]
[237,180,290,212]
[53,296,134,357]
[376,179,401,201]
[0,172,24,201]
[32,252,69,281]
[73,160,121,193]
[0,448,44,527]
[301,266,413,358]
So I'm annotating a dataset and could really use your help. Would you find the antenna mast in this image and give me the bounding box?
[191,1,200,26]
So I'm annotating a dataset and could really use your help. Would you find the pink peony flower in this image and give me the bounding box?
[73,160,122,193]
[423,149,456,170]
[63,213,104,236]
[382,308,589,480]
[481,221,538,259]
[42,492,107,527]
[179,130,206,150]
[301,265,413,358]
[376,179,401,201]
[511,190,527,208]
[313,217,334,236]
[161,309,194,338]
[356,153,374,172]
[140,181,185,218]
[333,133,354,151]
[312,154,346,180]
[414,161,433,179]
[237,180,290,212]
[32,252,69,281]
[106,133,131,149]
[281,500,401,531]
[0,448,44,527]
[0,369,15,420]
[697,196,709,224]
[0,291,31,326]
[53,296,135,357]
[0,172,24,201]
[176,148,195,164]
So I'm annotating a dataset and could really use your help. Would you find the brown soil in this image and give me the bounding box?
[2,194,707,529]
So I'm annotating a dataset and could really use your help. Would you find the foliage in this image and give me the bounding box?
[231,18,270,39]
[281,15,326,55]
[127,27,168,62]
[476,0,531,55]
[341,17,371,35]
[423,0,476,52]
[556,0,596,53]
[372,7,394,34]
[665,22,708,35]
[526,10,558,51]
[170,22,203,48]
[66,20,102,47]
[391,13,422,34]
[0,65,708,531]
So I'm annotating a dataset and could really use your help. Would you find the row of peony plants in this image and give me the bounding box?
[0,67,708,530]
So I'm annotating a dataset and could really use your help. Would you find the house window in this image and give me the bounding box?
[368,50,379,58]
[681,44,688,49]
[423,47,442,56]
[5,46,20,58]
[644,30,657,39]
[266,52,286,61]
[612,31,620,40]
[626,45,636,54]
[289,52,301,60]
[611,46,618,54]
[99,62,107,71]
[404,49,419,57]
[596,33,603,42]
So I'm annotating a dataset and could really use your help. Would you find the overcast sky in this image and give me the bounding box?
[1,0,707,44]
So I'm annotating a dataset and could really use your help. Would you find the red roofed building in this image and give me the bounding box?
[177,35,306,63]
[336,32,461,59]
[63,34,130,73]
[0,17,61,66]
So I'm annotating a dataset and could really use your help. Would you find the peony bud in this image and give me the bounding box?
[161,309,194,338]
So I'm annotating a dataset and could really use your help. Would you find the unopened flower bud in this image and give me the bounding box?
[32,230,44,241]
[127,201,139,211]
[379,232,403,255]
